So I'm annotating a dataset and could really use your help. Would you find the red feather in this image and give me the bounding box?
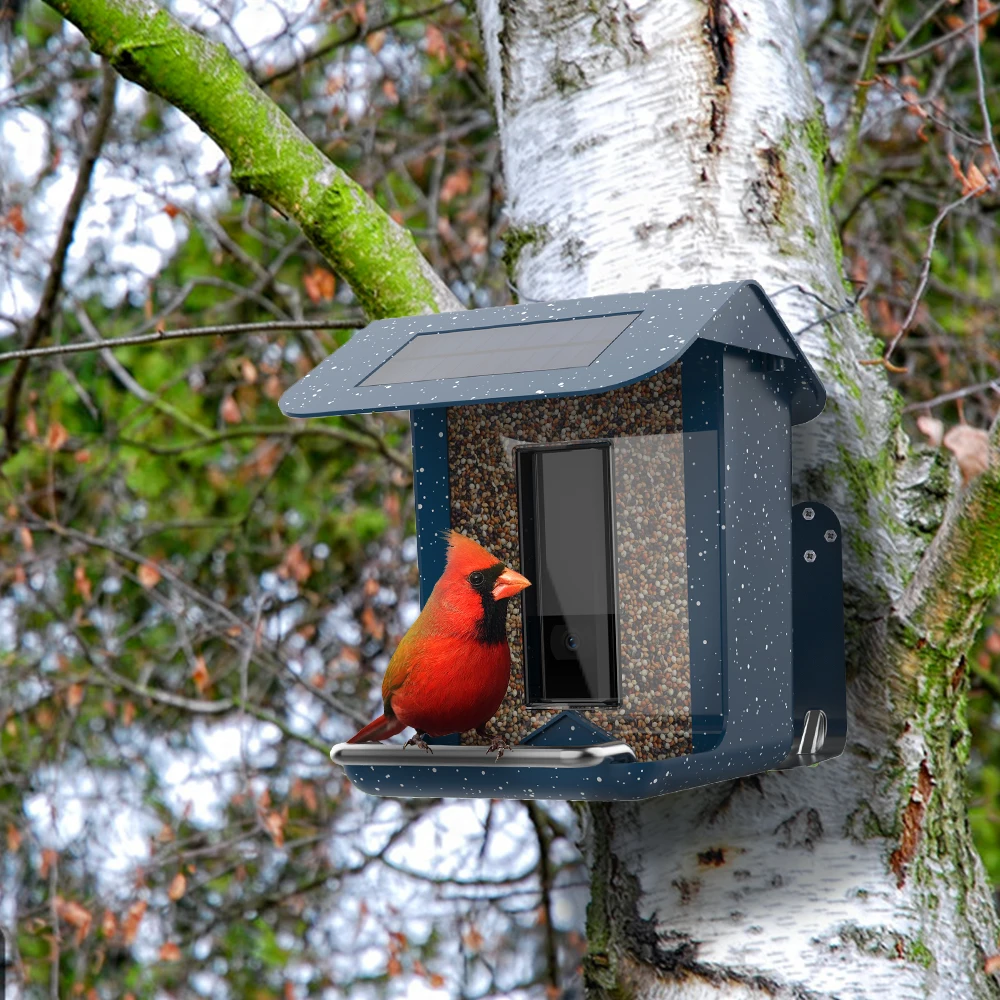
[346,532,530,743]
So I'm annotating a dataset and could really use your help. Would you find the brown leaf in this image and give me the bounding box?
[2,205,26,235]
[382,79,399,104]
[167,872,187,901]
[967,161,988,192]
[192,656,210,696]
[425,24,447,61]
[74,448,91,464]
[440,168,472,203]
[6,823,22,853]
[303,266,336,304]
[916,414,944,448]
[986,954,1000,975]
[352,1,366,23]
[240,357,258,384]
[220,394,242,425]
[387,956,403,977]
[159,941,182,962]
[986,632,1000,655]
[66,684,84,712]
[263,809,286,847]
[122,900,147,946]
[361,605,385,641]
[73,563,92,602]
[55,896,94,948]
[462,926,483,951]
[18,525,33,552]
[263,375,284,401]
[40,848,57,878]
[366,29,386,53]
[279,543,313,583]
[137,562,161,589]
[943,424,993,483]
[24,408,38,438]
[55,896,93,946]
[428,973,446,989]
[46,421,69,451]
[122,700,136,727]
[101,910,117,939]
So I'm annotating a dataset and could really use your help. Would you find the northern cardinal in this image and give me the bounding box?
[347,531,531,757]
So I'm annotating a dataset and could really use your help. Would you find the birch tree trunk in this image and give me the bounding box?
[476,0,1000,995]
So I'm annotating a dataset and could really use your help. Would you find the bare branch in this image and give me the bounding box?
[0,316,361,364]
[1,61,117,461]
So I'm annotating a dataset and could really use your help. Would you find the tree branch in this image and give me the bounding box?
[1,61,117,462]
[0,317,362,364]
[896,416,1000,664]
[42,0,462,319]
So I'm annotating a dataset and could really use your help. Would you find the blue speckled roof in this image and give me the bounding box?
[279,280,825,424]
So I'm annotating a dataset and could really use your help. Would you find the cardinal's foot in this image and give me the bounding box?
[404,733,433,754]
[486,735,511,760]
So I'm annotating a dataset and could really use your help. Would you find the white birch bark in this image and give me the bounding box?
[475,0,1000,995]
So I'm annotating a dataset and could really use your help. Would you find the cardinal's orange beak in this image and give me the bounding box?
[492,567,531,600]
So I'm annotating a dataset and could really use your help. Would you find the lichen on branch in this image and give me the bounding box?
[42,0,461,320]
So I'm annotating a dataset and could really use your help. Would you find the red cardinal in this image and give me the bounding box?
[347,531,531,756]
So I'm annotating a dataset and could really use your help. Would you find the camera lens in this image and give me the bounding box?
[564,632,580,652]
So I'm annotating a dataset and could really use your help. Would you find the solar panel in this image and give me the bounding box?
[358,312,641,386]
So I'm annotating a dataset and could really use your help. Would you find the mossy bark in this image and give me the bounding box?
[43,0,462,320]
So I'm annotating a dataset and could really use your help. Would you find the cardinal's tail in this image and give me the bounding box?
[347,713,406,744]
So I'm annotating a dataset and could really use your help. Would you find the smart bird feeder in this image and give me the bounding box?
[279,281,846,800]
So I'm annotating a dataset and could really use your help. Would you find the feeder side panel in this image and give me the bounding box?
[720,347,795,765]
[411,407,452,606]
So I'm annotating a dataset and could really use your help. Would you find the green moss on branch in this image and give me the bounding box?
[44,0,458,320]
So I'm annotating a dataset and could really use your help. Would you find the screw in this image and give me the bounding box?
[803,507,815,520]
[804,550,817,563]
[824,529,837,543]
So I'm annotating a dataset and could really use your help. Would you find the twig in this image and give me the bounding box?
[0,316,361,364]
[257,2,457,87]
[1,61,117,461]
[525,801,559,995]
[968,0,1000,175]
[120,423,412,472]
[903,379,1000,412]
[74,305,213,439]
[878,3,1000,64]
[876,185,988,365]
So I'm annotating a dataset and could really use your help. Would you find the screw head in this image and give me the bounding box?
[803,507,815,521]
[824,529,838,543]
[804,550,817,563]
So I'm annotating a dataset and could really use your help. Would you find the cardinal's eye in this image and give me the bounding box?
[469,570,485,588]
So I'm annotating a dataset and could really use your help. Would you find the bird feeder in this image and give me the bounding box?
[279,281,846,800]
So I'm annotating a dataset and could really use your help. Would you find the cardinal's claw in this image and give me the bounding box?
[486,735,511,760]
[404,733,433,754]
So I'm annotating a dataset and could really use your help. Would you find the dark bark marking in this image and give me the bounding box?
[697,846,726,867]
[740,145,789,230]
[702,0,738,153]
[889,759,934,888]
[667,213,693,230]
[950,654,966,691]
[672,876,702,904]
[775,808,824,851]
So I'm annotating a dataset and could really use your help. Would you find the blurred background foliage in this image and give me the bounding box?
[1,0,1000,995]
